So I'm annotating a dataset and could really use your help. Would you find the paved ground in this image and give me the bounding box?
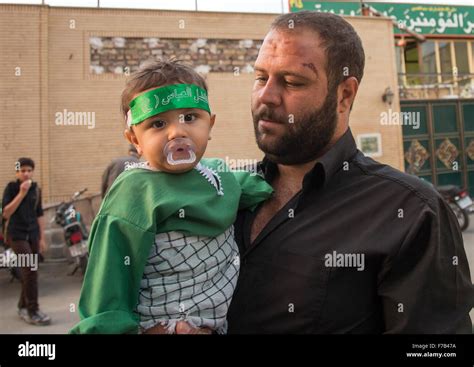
[0,260,82,333]
[1,221,474,334]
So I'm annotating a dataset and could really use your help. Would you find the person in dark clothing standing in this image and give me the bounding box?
[2,157,51,326]
[101,145,141,198]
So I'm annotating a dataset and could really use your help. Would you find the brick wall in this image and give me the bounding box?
[90,37,262,74]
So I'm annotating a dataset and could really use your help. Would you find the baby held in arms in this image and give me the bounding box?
[70,59,273,334]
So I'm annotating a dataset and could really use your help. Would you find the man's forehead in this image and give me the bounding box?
[262,28,324,52]
[256,29,326,77]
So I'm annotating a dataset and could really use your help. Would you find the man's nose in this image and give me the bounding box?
[257,78,282,107]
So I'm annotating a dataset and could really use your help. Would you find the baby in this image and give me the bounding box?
[70,59,272,334]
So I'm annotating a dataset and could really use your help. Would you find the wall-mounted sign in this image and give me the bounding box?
[289,1,474,36]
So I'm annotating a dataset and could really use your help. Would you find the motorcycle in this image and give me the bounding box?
[436,185,473,231]
[51,188,89,275]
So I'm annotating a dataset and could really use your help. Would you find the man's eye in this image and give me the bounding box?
[285,80,303,87]
[255,76,267,84]
[151,120,166,129]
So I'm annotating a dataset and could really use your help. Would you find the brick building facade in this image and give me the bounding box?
[0,4,403,202]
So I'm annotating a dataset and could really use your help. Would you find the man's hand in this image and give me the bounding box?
[2,180,31,219]
[175,321,212,334]
[20,179,32,194]
[143,324,170,334]
[144,321,213,334]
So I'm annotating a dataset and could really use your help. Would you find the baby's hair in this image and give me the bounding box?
[120,58,208,125]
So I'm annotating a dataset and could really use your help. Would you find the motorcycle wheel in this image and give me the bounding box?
[449,203,470,231]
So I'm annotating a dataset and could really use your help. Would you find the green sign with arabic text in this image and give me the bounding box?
[289,1,474,36]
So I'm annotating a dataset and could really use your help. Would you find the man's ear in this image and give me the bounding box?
[337,76,359,114]
[124,128,142,155]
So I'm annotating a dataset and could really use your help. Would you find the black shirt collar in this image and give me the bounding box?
[259,127,358,189]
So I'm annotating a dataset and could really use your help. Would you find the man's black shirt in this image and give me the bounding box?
[2,180,43,241]
[227,128,474,334]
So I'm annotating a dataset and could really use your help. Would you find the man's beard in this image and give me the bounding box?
[252,88,338,165]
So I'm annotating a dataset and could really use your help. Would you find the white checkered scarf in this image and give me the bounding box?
[136,225,240,334]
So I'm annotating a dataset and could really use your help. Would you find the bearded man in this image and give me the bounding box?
[225,11,474,334]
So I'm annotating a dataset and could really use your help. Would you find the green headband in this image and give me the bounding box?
[128,83,211,126]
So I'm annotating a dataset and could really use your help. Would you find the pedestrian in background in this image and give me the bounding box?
[2,157,51,326]
[101,145,141,198]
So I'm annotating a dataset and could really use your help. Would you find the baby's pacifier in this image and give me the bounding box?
[163,138,197,166]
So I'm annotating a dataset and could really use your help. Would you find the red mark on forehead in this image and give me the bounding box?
[265,37,279,51]
[302,63,318,76]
